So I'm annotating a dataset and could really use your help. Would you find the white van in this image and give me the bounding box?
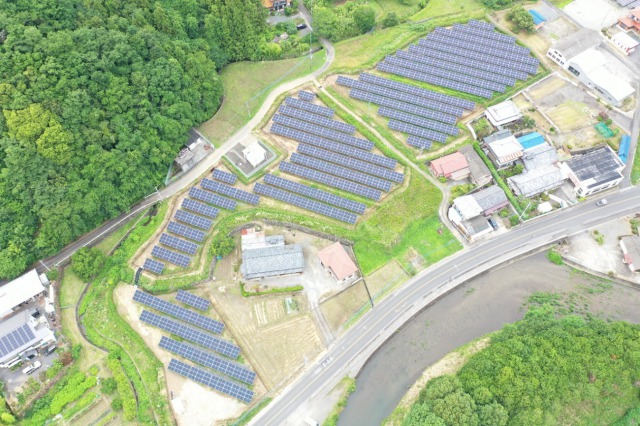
[22,361,41,375]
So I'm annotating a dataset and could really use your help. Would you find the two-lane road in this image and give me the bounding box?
[252,187,640,425]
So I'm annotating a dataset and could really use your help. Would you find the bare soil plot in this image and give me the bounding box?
[365,260,410,298]
[546,100,596,132]
[320,282,370,333]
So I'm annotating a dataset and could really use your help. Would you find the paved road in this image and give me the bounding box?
[252,186,640,425]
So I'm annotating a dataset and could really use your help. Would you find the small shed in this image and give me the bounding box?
[528,10,546,30]
[317,242,358,283]
[242,141,267,167]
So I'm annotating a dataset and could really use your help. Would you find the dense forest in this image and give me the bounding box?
[0,0,269,279]
[403,306,640,425]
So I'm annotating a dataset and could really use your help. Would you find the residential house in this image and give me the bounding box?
[618,8,640,33]
[620,236,640,272]
[452,185,509,220]
[430,152,470,180]
[0,270,48,318]
[484,129,523,169]
[460,145,492,187]
[485,100,522,127]
[240,244,305,280]
[522,143,558,171]
[612,32,639,56]
[508,164,564,198]
[317,242,359,284]
[560,145,624,197]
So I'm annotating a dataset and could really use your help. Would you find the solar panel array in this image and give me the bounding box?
[436,26,527,55]
[0,324,35,358]
[175,209,212,230]
[280,162,381,200]
[263,174,366,214]
[617,0,635,6]
[285,97,334,117]
[389,119,448,143]
[297,144,404,183]
[189,187,237,211]
[134,290,225,334]
[182,198,220,219]
[468,19,496,32]
[140,310,239,358]
[167,221,205,243]
[201,179,260,205]
[298,90,316,101]
[279,105,356,134]
[168,359,254,404]
[160,336,256,385]
[254,183,357,224]
[143,258,165,274]
[291,153,392,191]
[160,233,198,255]
[212,169,237,185]
[407,136,433,150]
[378,106,457,137]
[273,114,373,151]
[176,289,210,311]
[152,246,191,268]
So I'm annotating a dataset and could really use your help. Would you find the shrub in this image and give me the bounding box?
[509,215,520,227]
[546,249,563,265]
[210,234,236,258]
[381,11,399,28]
[71,247,106,281]
[473,118,492,139]
[499,209,510,218]
[111,398,123,411]
[106,358,136,420]
[101,377,117,395]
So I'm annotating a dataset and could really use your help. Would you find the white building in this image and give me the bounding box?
[483,129,524,169]
[612,32,639,56]
[242,141,267,167]
[0,270,47,318]
[485,100,522,127]
[560,146,624,197]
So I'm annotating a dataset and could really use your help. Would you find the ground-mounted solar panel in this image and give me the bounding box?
[407,136,433,150]
[263,174,366,214]
[389,119,451,143]
[212,169,237,185]
[291,153,393,191]
[280,161,382,201]
[189,187,237,211]
[273,114,374,151]
[452,23,518,47]
[298,90,316,101]
[408,44,529,81]
[395,50,516,87]
[160,233,198,255]
[385,54,506,93]
[254,183,358,223]
[0,324,36,359]
[279,105,356,134]
[337,76,463,119]
[377,61,493,99]
[161,337,256,385]
[297,144,404,183]
[152,246,191,268]
[378,106,458,137]
[176,289,210,311]
[200,179,260,205]
[618,0,636,5]
[468,19,497,32]
[134,290,224,334]
[285,97,334,117]
[143,258,165,274]
[359,72,475,110]
[174,210,213,231]
[168,359,254,404]
[438,26,528,55]
[167,221,205,243]
[140,310,238,358]
[270,124,397,169]
[182,198,220,219]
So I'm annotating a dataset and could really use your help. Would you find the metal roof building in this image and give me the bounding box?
[508,164,564,198]
[522,143,558,171]
[560,146,624,196]
[0,270,47,318]
[484,129,524,169]
[240,244,305,280]
[460,145,492,187]
[453,185,509,220]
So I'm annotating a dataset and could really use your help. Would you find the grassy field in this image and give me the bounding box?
[368,0,422,20]
[199,52,326,146]
[632,137,640,185]
[411,0,485,22]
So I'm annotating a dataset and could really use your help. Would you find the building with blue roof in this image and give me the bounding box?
[529,10,546,29]
[517,132,546,150]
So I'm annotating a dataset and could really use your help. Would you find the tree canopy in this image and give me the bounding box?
[0,0,269,278]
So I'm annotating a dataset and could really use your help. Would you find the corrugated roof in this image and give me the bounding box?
[550,28,601,59]
[317,242,358,281]
[240,245,305,280]
[0,270,46,317]
[529,10,546,25]
[508,165,564,197]
[430,152,469,176]
[522,143,557,170]
[472,185,507,211]
[460,145,491,184]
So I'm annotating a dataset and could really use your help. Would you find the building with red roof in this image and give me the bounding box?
[317,242,359,284]
[429,152,470,181]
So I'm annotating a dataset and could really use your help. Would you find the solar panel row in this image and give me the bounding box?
[279,105,356,134]
[297,144,404,183]
[389,120,447,143]
[270,124,397,169]
[140,310,238,358]
[134,290,224,334]
[359,72,475,110]
[201,179,260,205]
[437,26,528,55]
[182,198,220,219]
[378,106,458,137]
[285,97,334,117]
[291,153,392,192]
[174,209,213,231]
[280,161,382,201]
[407,136,433,150]
[160,233,198,255]
[161,337,256,385]
[263,174,366,214]
[298,90,316,101]
[212,169,237,185]
[143,258,165,274]
[176,289,210,311]
[452,23,518,47]
[167,221,205,243]
[273,114,373,151]
[468,19,498,32]
[152,246,191,268]
[0,325,35,358]
[336,76,462,119]
[254,183,358,224]
[168,359,253,404]
[189,187,237,211]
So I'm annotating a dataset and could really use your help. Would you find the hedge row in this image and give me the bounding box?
[240,283,303,297]
[107,357,137,420]
[50,373,97,415]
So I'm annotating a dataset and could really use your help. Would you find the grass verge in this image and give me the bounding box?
[232,397,273,426]
[631,137,640,185]
[323,377,356,426]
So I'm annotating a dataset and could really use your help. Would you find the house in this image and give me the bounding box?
[611,32,639,56]
[174,129,214,173]
[242,141,267,168]
[0,311,55,367]
[317,242,359,284]
[546,28,601,68]
[0,270,47,318]
[452,185,509,220]
[240,244,305,280]
[460,145,492,187]
[430,152,470,180]
[528,10,546,30]
[566,49,634,107]
[620,236,640,272]
[618,8,640,33]
[484,129,523,169]
[240,228,285,251]
[485,100,522,127]
[517,132,546,151]
[560,145,624,197]
[522,143,558,171]
[448,208,493,241]
[262,0,290,10]
[508,164,564,197]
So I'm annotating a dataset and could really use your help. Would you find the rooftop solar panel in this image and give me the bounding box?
[182,198,220,219]
[174,209,213,231]
[143,258,165,274]
[273,114,373,151]
[212,169,237,185]
[168,359,254,404]
[0,324,36,358]
[407,136,433,150]
[298,90,316,101]
[279,105,356,134]
[189,187,237,210]
[167,221,205,242]
[201,179,260,205]
[285,97,334,117]
[140,310,238,357]
[254,182,358,224]
[176,289,210,311]
[161,337,256,385]
[378,106,458,137]
[263,174,366,214]
[151,246,191,268]
[159,233,198,255]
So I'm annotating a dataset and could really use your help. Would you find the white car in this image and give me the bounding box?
[22,361,41,375]
[596,199,607,206]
